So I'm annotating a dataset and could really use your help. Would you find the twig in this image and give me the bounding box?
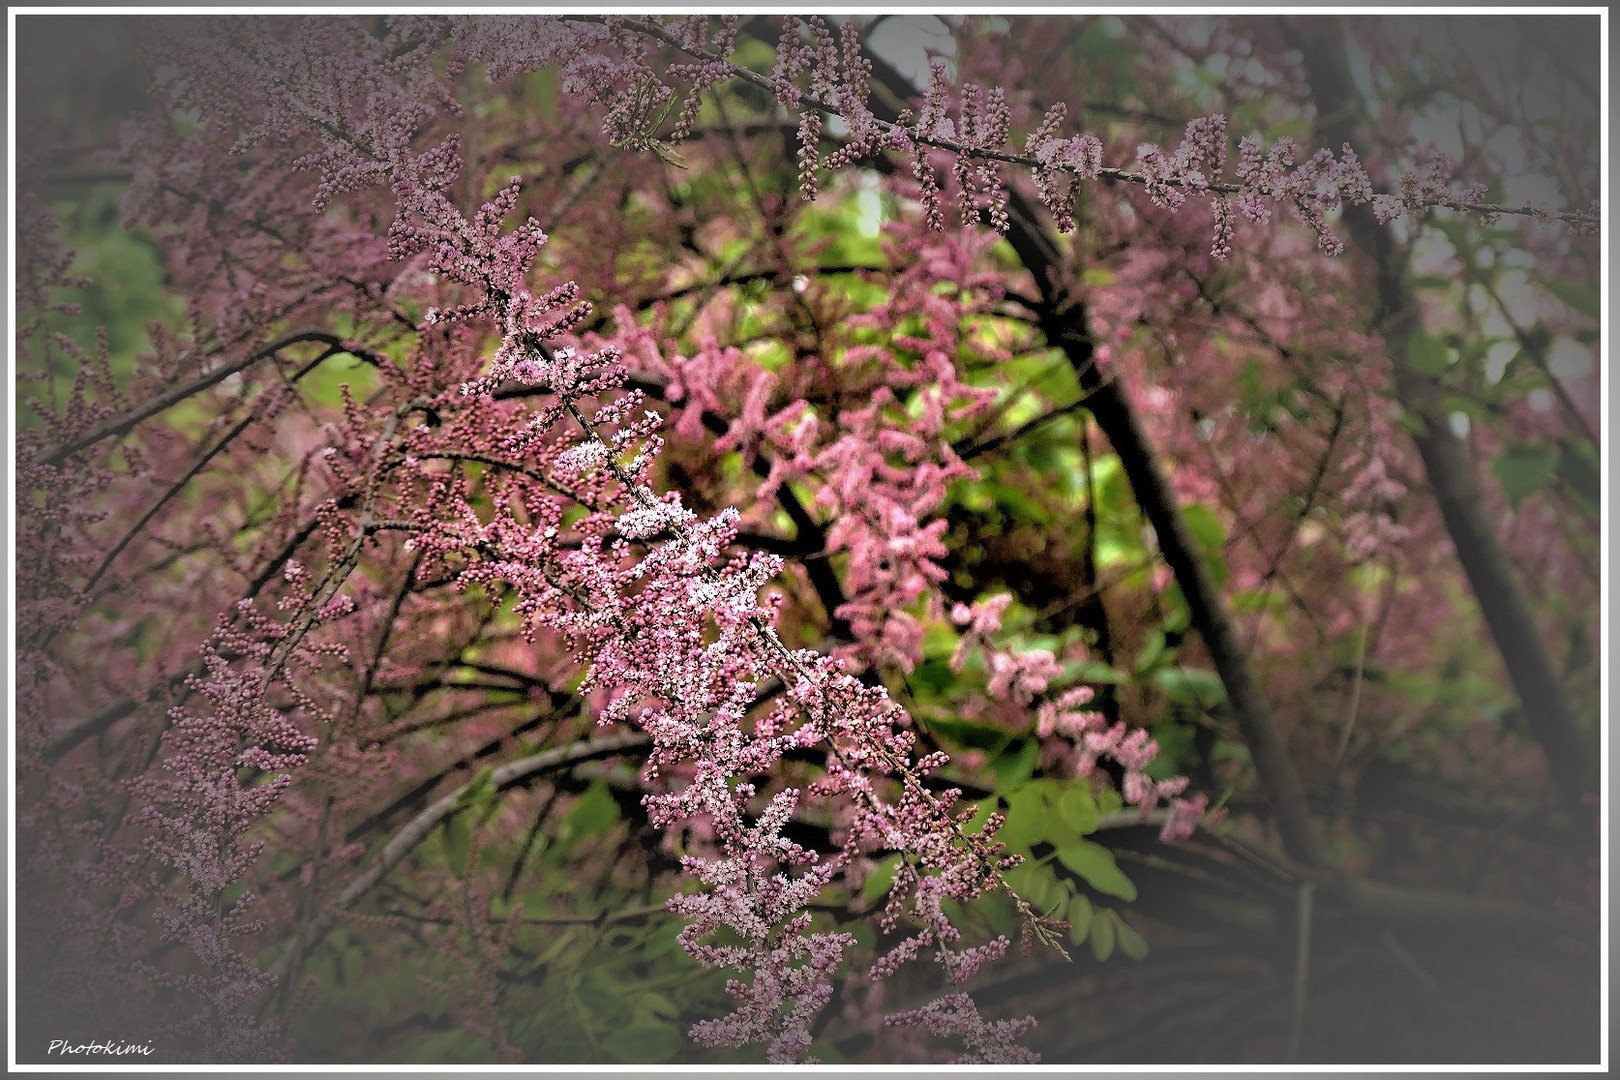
[38,327,351,466]
[1332,562,1378,767]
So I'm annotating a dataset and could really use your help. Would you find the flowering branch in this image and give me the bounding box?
[555,14,1598,255]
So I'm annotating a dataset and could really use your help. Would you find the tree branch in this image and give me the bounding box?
[38,327,361,467]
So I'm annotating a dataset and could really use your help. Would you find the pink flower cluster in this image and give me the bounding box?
[885,992,1040,1065]
[1340,450,1413,563]
[951,595,1062,707]
[1372,150,1486,225]
[1027,102,1105,233]
[129,592,340,1058]
[1233,130,1375,255]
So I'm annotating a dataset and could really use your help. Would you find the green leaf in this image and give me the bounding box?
[1180,503,1226,555]
[1113,911,1150,960]
[456,765,497,808]
[961,799,996,835]
[1067,893,1093,946]
[1132,629,1168,678]
[1056,840,1138,901]
[298,352,379,410]
[1439,392,1491,422]
[634,992,679,1022]
[1406,330,1452,376]
[1097,786,1124,815]
[1089,905,1117,961]
[1492,443,1559,509]
[991,738,1040,792]
[863,855,902,902]
[565,781,620,839]
[1143,722,1196,781]
[642,920,684,960]
[922,621,960,661]
[441,811,471,872]
[997,783,1049,851]
[1397,411,1431,437]
[1557,444,1601,506]
[649,140,688,169]
[991,481,1052,525]
[974,886,1019,939]
[1155,666,1226,709]
[1055,786,1101,837]
[810,1039,849,1065]
[927,715,1011,753]
[1004,862,1059,912]
[911,658,957,694]
[385,1029,497,1064]
[578,980,626,1019]
[1067,661,1128,684]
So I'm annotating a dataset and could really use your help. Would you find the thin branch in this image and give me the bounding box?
[38,328,354,466]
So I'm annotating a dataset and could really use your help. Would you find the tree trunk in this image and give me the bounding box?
[852,44,1330,868]
[1287,16,1596,821]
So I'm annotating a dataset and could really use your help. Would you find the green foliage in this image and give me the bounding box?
[990,739,1041,792]
[501,917,718,1064]
[292,792,732,1065]
[1112,911,1150,960]
[1070,905,1148,962]
[298,351,380,410]
[1056,785,1101,835]
[1054,840,1138,902]
[1142,719,1198,782]
[792,191,886,268]
[384,1029,499,1065]
[440,811,473,873]
[1154,667,1225,710]
[51,189,178,361]
[1492,443,1559,509]
[862,854,903,903]
[1066,892,1093,946]
[1087,903,1116,960]
[1406,329,1453,376]
[561,781,620,847]
[996,781,1050,850]
[1556,443,1601,509]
